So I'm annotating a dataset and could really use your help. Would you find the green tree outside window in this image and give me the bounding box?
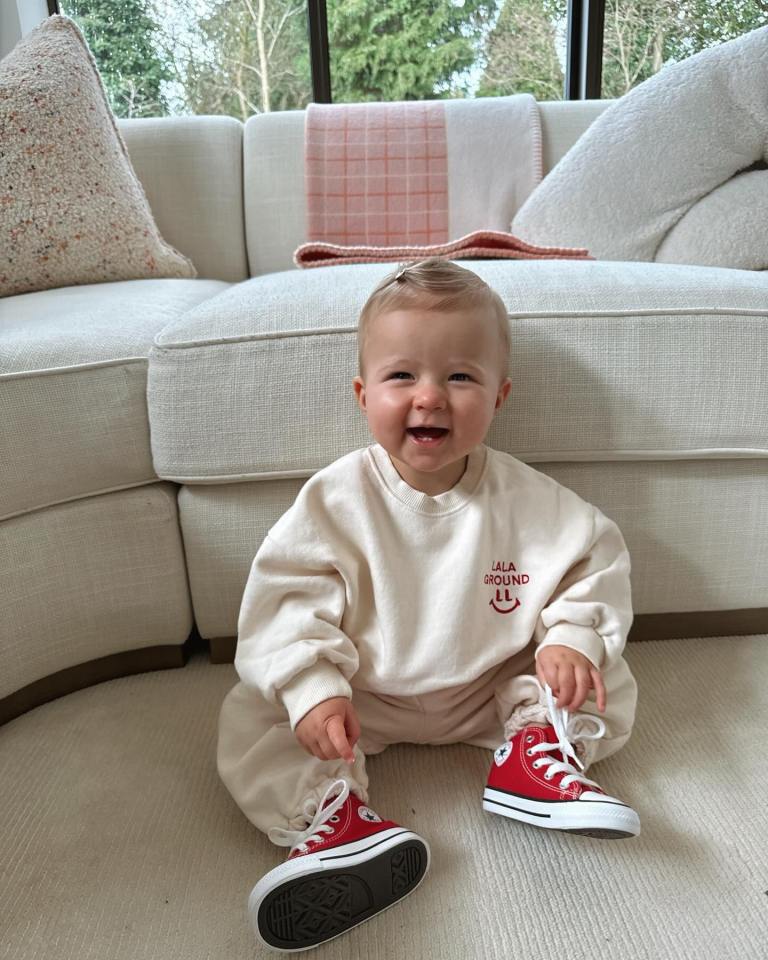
[59,0,768,118]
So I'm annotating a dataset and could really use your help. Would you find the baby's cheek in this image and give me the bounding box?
[379,390,405,409]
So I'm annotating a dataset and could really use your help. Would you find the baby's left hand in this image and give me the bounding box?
[536,644,606,714]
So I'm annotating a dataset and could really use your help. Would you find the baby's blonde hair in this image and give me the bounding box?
[357,258,510,379]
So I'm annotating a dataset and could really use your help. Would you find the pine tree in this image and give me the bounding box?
[328,0,498,102]
[60,0,172,117]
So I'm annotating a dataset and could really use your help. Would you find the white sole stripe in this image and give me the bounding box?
[484,797,551,819]
[317,828,411,863]
[484,786,631,808]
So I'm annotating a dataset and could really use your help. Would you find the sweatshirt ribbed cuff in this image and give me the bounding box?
[536,623,604,669]
[280,660,354,731]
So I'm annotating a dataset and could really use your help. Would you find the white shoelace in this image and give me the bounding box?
[527,684,607,790]
[267,778,350,855]
[267,685,604,853]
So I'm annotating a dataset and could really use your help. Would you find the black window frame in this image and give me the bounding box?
[48,0,606,103]
[564,0,605,99]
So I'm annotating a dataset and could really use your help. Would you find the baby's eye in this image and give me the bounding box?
[386,371,472,381]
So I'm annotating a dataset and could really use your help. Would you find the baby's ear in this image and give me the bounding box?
[352,376,367,411]
[495,378,512,409]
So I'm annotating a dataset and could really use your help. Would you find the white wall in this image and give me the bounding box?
[0,0,49,60]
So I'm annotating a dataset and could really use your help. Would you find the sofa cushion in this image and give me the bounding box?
[1,634,766,958]
[242,101,611,276]
[0,483,192,701]
[147,260,768,482]
[0,278,228,520]
[0,15,196,297]
[118,116,249,284]
[179,460,768,642]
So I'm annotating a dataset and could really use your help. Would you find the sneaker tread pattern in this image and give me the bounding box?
[258,839,428,950]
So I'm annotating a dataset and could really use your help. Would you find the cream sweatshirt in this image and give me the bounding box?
[234,442,633,731]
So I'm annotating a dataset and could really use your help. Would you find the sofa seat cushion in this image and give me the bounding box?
[147,260,768,482]
[0,278,228,520]
[1,634,766,958]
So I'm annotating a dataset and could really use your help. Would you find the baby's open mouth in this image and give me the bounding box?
[407,427,449,441]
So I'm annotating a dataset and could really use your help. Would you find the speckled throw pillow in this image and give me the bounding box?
[0,15,196,298]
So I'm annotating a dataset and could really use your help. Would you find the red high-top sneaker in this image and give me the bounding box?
[249,779,430,952]
[483,689,640,839]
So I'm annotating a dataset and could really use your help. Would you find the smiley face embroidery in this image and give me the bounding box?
[483,560,530,614]
[490,589,521,614]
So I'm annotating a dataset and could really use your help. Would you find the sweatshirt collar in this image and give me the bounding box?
[367,442,487,515]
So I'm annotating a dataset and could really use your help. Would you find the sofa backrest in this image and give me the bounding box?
[243,99,613,276]
[120,100,613,282]
[119,115,248,284]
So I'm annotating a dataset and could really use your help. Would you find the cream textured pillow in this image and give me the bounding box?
[654,169,768,270]
[511,26,768,264]
[0,15,196,298]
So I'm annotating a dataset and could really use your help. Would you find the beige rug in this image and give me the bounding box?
[1,635,766,959]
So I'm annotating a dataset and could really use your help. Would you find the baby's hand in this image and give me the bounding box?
[536,644,606,713]
[295,697,360,765]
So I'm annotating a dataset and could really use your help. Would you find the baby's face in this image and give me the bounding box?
[352,304,512,495]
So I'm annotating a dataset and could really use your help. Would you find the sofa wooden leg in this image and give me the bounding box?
[0,641,191,727]
[630,607,768,641]
[209,636,237,664]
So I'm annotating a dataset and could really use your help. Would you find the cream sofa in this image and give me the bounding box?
[1,100,766,959]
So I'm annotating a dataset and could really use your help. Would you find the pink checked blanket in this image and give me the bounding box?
[304,96,545,248]
[294,229,592,268]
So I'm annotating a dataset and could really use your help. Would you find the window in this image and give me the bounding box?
[325,1,569,103]
[602,0,768,98]
[58,0,313,118]
[55,1,768,118]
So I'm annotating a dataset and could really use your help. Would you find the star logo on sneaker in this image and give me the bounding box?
[358,806,382,823]
[494,742,512,766]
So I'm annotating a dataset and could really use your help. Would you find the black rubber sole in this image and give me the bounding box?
[257,839,429,951]
[564,827,636,839]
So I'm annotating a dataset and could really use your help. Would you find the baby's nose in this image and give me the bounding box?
[415,387,447,409]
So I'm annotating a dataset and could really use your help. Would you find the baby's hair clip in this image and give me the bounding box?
[394,266,408,282]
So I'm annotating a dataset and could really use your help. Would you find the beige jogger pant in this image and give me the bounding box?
[217,641,637,839]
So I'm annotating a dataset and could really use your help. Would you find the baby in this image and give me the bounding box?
[217,258,640,953]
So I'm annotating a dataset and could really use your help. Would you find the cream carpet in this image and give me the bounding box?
[1,635,766,960]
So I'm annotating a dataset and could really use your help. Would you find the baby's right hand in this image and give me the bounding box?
[295,697,360,765]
